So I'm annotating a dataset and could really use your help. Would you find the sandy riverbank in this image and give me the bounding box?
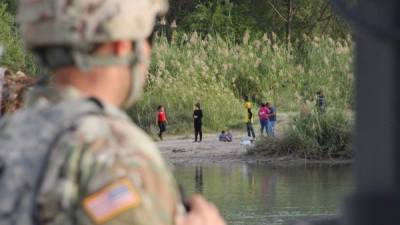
[157,132,352,166]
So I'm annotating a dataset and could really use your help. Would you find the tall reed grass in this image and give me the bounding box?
[129,32,353,134]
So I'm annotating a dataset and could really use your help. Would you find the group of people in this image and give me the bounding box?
[244,96,277,140]
[218,130,233,142]
[156,97,277,143]
[156,103,204,142]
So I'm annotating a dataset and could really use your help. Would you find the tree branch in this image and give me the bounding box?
[298,2,331,33]
[266,0,288,22]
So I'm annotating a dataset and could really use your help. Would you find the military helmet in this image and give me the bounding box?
[18,0,168,49]
[17,0,168,107]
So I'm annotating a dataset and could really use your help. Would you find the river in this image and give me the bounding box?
[174,163,353,225]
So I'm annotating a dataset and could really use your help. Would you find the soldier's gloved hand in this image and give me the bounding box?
[176,195,227,225]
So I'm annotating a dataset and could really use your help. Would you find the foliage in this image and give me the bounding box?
[249,109,353,159]
[3,0,17,14]
[166,0,350,42]
[178,0,259,39]
[129,32,353,134]
[0,3,37,74]
[0,1,354,142]
[129,79,242,134]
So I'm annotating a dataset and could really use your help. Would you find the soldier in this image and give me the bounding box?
[0,0,226,225]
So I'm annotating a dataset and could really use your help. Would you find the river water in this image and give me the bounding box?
[174,163,353,225]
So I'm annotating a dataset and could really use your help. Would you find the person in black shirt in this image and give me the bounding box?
[193,103,203,142]
[316,90,326,113]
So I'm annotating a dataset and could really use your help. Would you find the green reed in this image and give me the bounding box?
[129,32,353,136]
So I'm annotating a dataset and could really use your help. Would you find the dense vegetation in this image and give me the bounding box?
[130,33,353,135]
[0,1,354,157]
[166,0,349,42]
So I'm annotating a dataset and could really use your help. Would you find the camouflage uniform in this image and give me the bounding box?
[0,0,185,224]
[18,0,168,107]
[2,86,184,225]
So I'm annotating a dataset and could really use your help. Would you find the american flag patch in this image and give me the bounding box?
[82,178,142,224]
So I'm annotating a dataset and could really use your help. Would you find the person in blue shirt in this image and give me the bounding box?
[267,102,277,137]
[218,130,233,142]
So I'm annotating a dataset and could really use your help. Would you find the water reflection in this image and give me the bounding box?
[175,163,352,225]
[195,165,203,193]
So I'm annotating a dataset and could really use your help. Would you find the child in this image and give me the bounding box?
[157,105,167,140]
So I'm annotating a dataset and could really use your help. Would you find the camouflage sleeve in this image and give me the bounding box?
[53,116,182,225]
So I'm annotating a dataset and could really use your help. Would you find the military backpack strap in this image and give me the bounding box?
[30,97,104,225]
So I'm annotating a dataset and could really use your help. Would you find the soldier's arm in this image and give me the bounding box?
[62,118,182,225]
[77,146,180,225]
[51,116,225,225]
[78,146,227,225]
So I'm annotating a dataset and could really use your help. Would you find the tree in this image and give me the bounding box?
[164,0,349,41]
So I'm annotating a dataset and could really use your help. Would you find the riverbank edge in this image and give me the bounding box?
[241,154,353,167]
[165,153,353,167]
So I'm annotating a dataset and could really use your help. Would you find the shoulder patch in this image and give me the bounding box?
[82,178,142,224]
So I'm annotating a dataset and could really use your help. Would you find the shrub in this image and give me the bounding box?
[249,109,353,159]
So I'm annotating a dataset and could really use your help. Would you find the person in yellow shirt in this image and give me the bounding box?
[244,96,256,140]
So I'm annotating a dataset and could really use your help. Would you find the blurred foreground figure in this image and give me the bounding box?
[0,0,226,225]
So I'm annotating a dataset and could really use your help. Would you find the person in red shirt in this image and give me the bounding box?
[157,105,167,140]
